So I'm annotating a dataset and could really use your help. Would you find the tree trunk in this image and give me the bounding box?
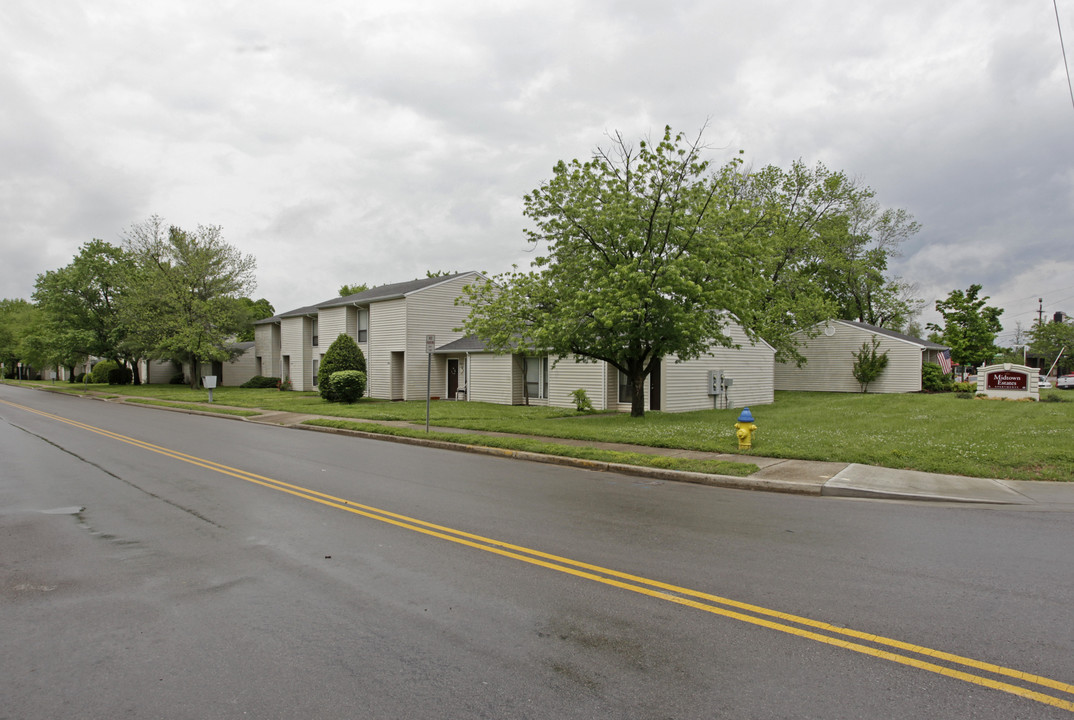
[630,372,646,418]
[189,355,200,390]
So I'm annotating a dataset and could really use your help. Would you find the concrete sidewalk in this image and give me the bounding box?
[242,410,1073,508]
[23,384,1074,508]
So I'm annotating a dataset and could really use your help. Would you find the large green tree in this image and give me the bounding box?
[462,127,921,416]
[32,239,141,379]
[463,126,758,417]
[926,284,1004,369]
[234,297,275,342]
[338,283,369,297]
[0,298,39,378]
[727,160,922,339]
[124,216,257,389]
[1028,318,1074,375]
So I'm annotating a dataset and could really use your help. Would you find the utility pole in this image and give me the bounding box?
[1039,298,1044,326]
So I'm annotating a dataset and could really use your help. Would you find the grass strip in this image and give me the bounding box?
[123,398,260,417]
[303,418,760,477]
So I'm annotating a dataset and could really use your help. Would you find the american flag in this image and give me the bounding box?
[937,349,952,375]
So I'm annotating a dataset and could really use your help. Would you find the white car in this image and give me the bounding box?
[1057,374,1074,390]
[1039,377,1052,389]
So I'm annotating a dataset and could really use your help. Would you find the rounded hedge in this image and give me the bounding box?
[329,370,366,403]
[90,360,119,384]
[318,333,367,401]
[107,366,133,385]
[240,375,281,389]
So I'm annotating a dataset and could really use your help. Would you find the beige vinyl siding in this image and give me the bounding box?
[223,347,258,386]
[775,322,923,393]
[466,354,515,404]
[280,316,314,391]
[402,273,479,401]
[317,306,348,351]
[369,298,406,399]
[345,306,358,338]
[547,357,606,409]
[254,324,281,378]
[144,358,176,384]
[664,324,774,412]
[605,363,620,411]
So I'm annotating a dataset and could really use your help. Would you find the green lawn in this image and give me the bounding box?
[11,380,1074,481]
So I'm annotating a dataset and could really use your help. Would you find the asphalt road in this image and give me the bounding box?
[2,384,1073,719]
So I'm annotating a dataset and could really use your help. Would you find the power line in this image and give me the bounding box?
[1056,0,1074,112]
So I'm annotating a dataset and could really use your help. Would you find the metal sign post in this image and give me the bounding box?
[425,335,435,432]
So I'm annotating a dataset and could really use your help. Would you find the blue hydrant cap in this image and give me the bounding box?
[737,408,755,423]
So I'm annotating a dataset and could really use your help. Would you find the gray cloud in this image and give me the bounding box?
[2,0,1072,345]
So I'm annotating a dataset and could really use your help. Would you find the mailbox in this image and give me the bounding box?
[203,375,217,389]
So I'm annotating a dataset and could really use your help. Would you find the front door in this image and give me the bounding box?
[649,358,661,411]
[448,359,459,399]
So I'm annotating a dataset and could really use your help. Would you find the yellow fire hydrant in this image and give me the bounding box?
[734,408,757,450]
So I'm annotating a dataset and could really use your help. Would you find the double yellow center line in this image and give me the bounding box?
[5,397,1073,713]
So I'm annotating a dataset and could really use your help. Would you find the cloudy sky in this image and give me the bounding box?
[3,1,1072,346]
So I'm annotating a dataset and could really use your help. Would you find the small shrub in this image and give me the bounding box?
[240,375,281,389]
[570,388,594,412]
[277,376,292,391]
[952,381,977,393]
[852,336,889,392]
[955,391,975,400]
[1041,393,1070,403]
[169,372,187,385]
[329,370,366,403]
[73,372,86,384]
[922,362,954,392]
[107,366,133,385]
[318,334,367,401]
[90,360,119,384]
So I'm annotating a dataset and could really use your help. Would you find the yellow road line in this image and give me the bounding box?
[5,398,1073,712]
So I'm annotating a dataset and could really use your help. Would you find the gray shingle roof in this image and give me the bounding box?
[838,320,947,350]
[432,336,491,353]
[317,272,478,309]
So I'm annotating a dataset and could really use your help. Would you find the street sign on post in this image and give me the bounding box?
[426,335,435,432]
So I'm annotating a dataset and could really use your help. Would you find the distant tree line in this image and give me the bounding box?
[1,216,271,387]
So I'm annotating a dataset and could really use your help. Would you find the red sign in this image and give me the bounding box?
[986,370,1028,390]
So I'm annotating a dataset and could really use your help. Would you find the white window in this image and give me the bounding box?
[311,318,319,347]
[524,356,549,399]
[357,309,368,343]
[618,369,632,404]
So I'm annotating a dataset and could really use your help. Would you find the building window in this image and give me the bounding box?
[618,370,632,404]
[525,356,548,399]
[357,309,368,343]
[311,318,319,347]
[312,359,319,387]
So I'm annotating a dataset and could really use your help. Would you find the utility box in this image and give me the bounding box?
[707,370,723,396]
[203,375,217,389]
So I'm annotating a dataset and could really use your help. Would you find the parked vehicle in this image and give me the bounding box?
[1039,377,1052,389]
[1057,374,1074,390]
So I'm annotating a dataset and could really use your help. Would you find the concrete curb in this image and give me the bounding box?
[292,421,822,496]
[19,384,1058,505]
